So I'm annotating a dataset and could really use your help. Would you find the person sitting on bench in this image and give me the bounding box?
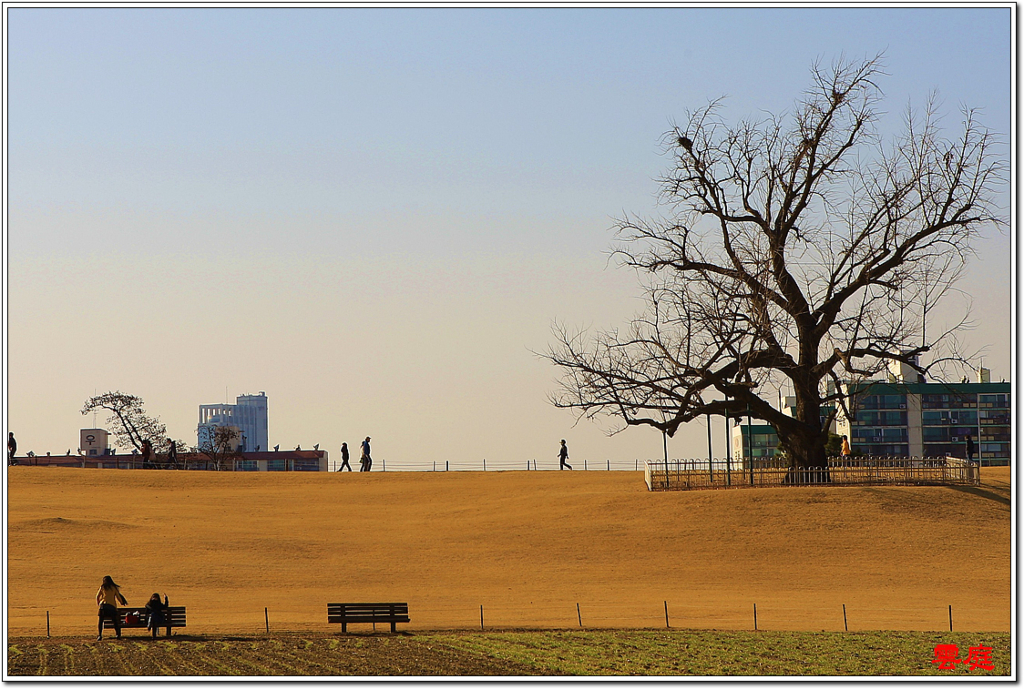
[145,593,169,638]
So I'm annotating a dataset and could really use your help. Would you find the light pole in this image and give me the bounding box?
[748,403,754,486]
[725,404,732,486]
[706,413,713,483]
[662,427,669,484]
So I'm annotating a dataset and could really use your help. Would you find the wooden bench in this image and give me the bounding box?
[327,603,409,633]
[102,606,186,637]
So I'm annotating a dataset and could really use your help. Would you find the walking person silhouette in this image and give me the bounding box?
[360,437,372,472]
[558,439,572,470]
[338,442,352,471]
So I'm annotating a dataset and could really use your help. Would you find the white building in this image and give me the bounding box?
[79,428,109,456]
[198,391,269,452]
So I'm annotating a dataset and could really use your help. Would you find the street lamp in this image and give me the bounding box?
[725,403,732,486]
[707,413,713,483]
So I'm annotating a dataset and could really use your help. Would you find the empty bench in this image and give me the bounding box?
[327,603,409,633]
[102,606,187,637]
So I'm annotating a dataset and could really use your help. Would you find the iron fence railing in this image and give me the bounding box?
[644,456,981,491]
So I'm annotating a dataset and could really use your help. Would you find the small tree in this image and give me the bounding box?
[82,391,177,454]
[547,56,1004,479]
[197,425,241,471]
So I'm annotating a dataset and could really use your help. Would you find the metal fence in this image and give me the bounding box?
[644,456,981,491]
[14,599,1002,636]
[327,458,649,472]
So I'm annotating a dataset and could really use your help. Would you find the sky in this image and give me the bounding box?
[4,6,1013,468]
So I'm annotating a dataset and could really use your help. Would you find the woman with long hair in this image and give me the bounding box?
[96,575,128,640]
[145,593,169,638]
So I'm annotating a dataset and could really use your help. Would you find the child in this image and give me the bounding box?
[145,593,169,638]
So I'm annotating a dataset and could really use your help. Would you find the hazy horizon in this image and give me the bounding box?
[5,6,1013,465]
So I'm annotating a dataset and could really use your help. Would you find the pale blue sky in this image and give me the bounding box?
[6,7,1012,463]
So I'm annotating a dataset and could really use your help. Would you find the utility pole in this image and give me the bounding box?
[707,413,713,482]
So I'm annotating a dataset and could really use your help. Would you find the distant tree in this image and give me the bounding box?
[547,56,1005,480]
[196,425,241,471]
[82,391,177,454]
[825,433,844,458]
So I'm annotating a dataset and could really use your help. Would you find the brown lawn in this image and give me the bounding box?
[6,466,1010,636]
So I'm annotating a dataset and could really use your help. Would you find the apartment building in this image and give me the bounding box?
[835,363,1010,465]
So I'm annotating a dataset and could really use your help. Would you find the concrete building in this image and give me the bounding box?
[79,428,109,457]
[728,361,1010,465]
[731,423,782,462]
[835,364,1010,465]
[198,391,269,452]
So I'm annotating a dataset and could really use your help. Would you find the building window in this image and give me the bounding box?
[856,411,907,426]
[980,410,1010,425]
[857,394,908,410]
[979,394,1009,408]
[922,393,976,409]
[857,444,909,456]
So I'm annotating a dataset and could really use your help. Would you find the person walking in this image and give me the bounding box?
[8,431,16,466]
[96,575,128,640]
[360,437,372,472]
[558,439,572,470]
[965,434,976,463]
[840,435,851,458]
[141,439,153,469]
[167,440,178,469]
[338,442,352,472]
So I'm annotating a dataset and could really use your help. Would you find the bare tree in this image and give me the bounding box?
[196,425,241,471]
[82,391,180,454]
[547,56,1005,478]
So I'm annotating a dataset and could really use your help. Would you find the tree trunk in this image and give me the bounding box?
[782,381,830,484]
[785,439,830,484]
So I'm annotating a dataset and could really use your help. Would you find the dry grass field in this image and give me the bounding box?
[6,466,1010,638]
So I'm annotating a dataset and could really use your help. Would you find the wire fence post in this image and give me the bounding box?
[480,605,484,630]
[584,459,587,470]
[843,604,848,631]
[577,603,582,627]
[265,607,269,634]
[382,458,386,472]
[446,460,449,471]
[664,601,670,629]
[46,611,50,638]
[949,605,953,632]
[753,603,757,631]
[483,458,486,471]
[607,460,610,470]
[534,459,537,471]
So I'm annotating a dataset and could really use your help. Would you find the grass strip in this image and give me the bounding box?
[420,629,1012,676]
